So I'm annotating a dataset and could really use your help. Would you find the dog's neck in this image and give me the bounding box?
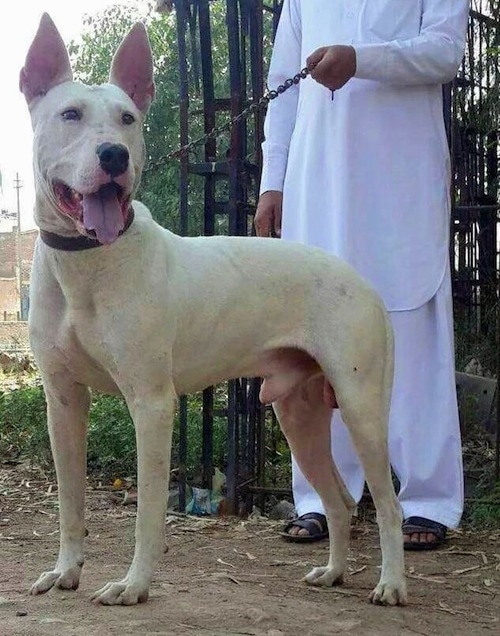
[39,206,135,251]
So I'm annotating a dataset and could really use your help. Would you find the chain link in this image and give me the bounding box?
[144,66,311,173]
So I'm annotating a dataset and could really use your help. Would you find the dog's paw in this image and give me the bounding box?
[30,566,82,595]
[91,579,149,605]
[303,565,344,587]
[369,578,408,606]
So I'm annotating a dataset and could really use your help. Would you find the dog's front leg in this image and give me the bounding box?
[30,381,90,595]
[92,386,176,605]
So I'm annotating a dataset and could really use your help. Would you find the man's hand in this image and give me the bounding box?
[255,190,283,238]
[307,45,356,91]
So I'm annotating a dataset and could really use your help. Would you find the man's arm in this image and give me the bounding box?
[256,0,301,237]
[354,0,469,85]
[260,0,301,196]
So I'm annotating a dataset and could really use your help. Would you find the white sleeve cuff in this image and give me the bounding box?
[259,145,289,195]
[354,43,391,81]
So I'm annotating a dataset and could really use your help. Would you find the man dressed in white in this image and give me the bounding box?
[256,0,469,549]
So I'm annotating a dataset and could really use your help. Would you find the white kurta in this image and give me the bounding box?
[260,0,469,529]
[260,0,469,311]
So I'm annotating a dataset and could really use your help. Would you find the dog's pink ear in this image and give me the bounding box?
[109,22,155,114]
[19,13,73,105]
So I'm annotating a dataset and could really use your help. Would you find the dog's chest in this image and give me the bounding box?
[31,269,121,392]
[42,312,120,393]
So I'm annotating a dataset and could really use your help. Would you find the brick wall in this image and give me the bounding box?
[0,234,15,277]
[0,229,37,319]
[0,229,38,278]
[0,278,20,319]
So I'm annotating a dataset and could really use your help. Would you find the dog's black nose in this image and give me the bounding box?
[96,143,129,178]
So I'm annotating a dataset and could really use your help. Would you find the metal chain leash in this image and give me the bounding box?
[144,65,311,173]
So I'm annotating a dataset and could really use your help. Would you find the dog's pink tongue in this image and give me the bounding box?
[82,184,125,245]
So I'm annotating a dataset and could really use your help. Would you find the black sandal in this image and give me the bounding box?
[281,512,329,543]
[402,516,447,551]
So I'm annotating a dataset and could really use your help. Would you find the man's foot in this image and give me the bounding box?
[402,516,447,550]
[281,512,329,543]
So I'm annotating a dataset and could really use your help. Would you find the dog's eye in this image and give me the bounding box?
[122,112,135,125]
[61,108,81,121]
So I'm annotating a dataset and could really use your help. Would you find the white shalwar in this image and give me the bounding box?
[260,0,469,528]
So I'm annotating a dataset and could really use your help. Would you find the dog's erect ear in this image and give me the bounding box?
[19,13,73,105]
[109,22,155,114]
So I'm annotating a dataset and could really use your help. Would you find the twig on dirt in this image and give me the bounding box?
[203,572,241,584]
[407,573,446,584]
[305,586,361,598]
[10,494,58,509]
[407,567,446,584]
[468,615,500,626]
[403,626,435,636]
[200,571,276,586]
[216,558,236,569]
[165,511,189,519]
[32,529,58,537]
[467,583,495,596]
[349,565,367,576]
[233,548,257,561]
[451,564,482,575]
[437,601,467,615]
[176,624,248,633]
[270,560,310,567]
[451,563,496,576]
[230,573,277,578]
[439,549,489,564]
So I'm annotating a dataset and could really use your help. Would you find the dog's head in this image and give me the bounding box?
[20,14,155,244]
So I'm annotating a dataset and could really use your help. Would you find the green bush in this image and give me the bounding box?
[87,394,135,478]
[0,384,229,482]
[465,479,500,529]
[0,383,50,465]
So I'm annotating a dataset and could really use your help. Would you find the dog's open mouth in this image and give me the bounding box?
[54,182,130,245]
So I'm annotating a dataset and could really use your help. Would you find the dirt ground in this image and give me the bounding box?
[0,467,499,636]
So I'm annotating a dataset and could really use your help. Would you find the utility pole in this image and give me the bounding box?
[13,173,23,320]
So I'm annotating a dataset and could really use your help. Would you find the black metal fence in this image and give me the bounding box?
[170,0,500,513]
[450,4,499,351]
[171,0,285,514]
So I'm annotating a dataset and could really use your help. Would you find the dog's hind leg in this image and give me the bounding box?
[274,375,356,586]
[92,384,177,605]
[30,381,90,595]
[334,372,407,606]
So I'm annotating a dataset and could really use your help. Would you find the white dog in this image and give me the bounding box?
[20,14,407,606]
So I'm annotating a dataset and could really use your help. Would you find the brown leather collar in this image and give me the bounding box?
[39,207,135,251]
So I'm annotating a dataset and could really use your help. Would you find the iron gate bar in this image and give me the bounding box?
[170,0,272,514]
[173,0,190,513]
[175,2,190,237]
[197,0,217,492]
